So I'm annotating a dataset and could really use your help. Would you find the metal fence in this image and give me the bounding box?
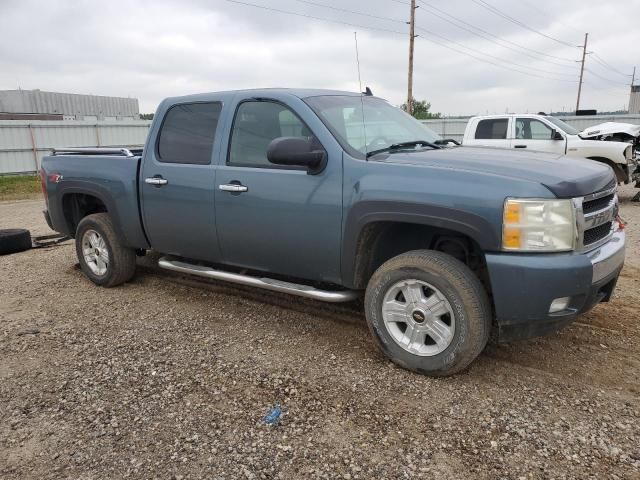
[0,120,152,174]
[422,114,640,143]
[3,114,640,175]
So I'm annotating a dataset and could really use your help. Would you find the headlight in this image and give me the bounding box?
[624,145,633,164]
[502,198,576,252]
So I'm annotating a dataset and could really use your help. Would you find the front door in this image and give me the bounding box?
[141,101,223,262]
[214,99,343,283]
[511,117,565,154]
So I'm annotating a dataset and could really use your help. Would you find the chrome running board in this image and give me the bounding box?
[158,257,359,303]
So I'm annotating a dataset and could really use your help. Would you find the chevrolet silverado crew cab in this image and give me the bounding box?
[463,114,637,184]
[40,89,626,376]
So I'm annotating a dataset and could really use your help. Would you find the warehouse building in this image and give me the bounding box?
[630,85,640,115]
[0,89,140,121]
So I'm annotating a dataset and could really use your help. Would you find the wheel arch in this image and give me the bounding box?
[342,201,498,290]
[60,187,125,242]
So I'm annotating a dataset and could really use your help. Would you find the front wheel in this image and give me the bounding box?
[364,250,491,376]
[75,213,136,287]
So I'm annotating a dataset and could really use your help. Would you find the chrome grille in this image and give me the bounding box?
[582,193,615,215]
[575,186,617,251]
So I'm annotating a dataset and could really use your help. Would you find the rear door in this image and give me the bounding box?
[141,101,224,262]
[468,117,510,148]
[510,117,565,154]
[213,96,343,284]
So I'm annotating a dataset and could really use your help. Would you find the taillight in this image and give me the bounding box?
[39,169,48,207]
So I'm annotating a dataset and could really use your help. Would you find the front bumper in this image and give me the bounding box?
[486,229,625,341]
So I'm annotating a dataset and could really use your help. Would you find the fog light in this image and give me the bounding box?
[549,297,570,313]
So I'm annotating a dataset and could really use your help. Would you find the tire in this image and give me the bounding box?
[0,229,32,255]
[75,213,136,287]
[364,250,491,376]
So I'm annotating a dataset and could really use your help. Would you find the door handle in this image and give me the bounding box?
[513,145,527,149]
[145,177,168,186]
[219,184,248,193]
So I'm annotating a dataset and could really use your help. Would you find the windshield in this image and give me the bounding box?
[304,95,442,157]
[545,116,579,135]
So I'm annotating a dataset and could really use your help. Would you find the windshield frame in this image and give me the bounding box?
[545,116,580,136]
[303,95,442,159]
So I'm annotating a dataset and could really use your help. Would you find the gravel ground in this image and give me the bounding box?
[1,186,639,479]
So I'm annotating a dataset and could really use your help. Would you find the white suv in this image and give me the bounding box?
[463,114,637,184]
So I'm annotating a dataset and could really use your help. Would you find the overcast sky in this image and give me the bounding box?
[1,0,638,115]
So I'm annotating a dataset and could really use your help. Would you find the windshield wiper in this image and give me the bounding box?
[366,140,441,158]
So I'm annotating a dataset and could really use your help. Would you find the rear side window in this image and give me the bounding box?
[157,102,222,164]
[475,118,508,139]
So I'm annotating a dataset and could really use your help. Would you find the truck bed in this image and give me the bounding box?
[40,148,149,249]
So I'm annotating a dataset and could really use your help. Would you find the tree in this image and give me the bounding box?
[140,113,154,120]
[401,98,441,119]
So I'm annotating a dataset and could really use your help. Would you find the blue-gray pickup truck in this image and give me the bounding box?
[40,89,626,376]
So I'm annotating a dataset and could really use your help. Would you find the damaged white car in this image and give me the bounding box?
[581,122,640,196]
[581,122,640,156]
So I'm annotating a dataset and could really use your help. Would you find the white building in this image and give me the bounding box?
[0,89,140,120]
[630,85,640,114]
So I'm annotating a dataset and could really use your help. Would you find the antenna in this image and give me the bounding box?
[354,31,368,157]
[354,32,363,93]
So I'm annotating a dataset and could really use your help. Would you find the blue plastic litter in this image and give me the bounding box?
[263,405,282,425]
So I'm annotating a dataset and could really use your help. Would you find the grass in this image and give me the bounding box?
[0,174,42,200]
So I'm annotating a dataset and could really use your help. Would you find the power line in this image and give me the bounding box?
[590,53,633,78]
[414,35,577,83]
[289,0,578,78]
[221,0,408,35]
[290,0,406,24]
[220,0,579,84]
[584,68,631,87]
[417,0,634,82]
[470,0,579,49]
[416,0,576,65]
[414,25,577,79]
[518,0,584,37]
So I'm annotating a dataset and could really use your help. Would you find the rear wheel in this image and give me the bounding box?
[75,213,136,287]
[364,250,491,376]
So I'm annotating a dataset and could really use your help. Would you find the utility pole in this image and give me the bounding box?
[575,32,588,112]
[406,0,417,116]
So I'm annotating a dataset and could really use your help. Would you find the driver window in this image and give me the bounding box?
[515,118,553,140]
[228,101,313,167]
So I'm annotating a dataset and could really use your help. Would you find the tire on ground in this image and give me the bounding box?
[0,229,32,255]
[75,213,136,287]
[364,249,492,376]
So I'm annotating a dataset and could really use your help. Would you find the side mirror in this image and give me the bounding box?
[267,137,326,174]
[552,130,564,140]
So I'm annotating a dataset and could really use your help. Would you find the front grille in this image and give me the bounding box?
[582,193,614,214]
[577,184,617,251]
[584,221,612,246]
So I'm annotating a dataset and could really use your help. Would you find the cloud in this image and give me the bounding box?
[0,0,637,114]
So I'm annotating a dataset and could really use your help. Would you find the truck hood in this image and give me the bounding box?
[580,122,640,139]
[369,146,615,198]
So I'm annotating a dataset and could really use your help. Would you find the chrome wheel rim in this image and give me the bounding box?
[81,229,109,276]
[381,279,455,356]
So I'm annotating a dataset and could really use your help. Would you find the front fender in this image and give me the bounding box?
[341,200,500,288]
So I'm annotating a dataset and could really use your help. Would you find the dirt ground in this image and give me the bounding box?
[1,186,639,479]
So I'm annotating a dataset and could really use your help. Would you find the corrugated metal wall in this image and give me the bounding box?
[0,90,139,119]
[0,120,151,174]
[629,86,640,115]
[422,114,640,143]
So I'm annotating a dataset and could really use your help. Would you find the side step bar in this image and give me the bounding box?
[158,257,359,303]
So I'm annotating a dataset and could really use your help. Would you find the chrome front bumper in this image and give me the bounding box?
[588,229,625,283]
